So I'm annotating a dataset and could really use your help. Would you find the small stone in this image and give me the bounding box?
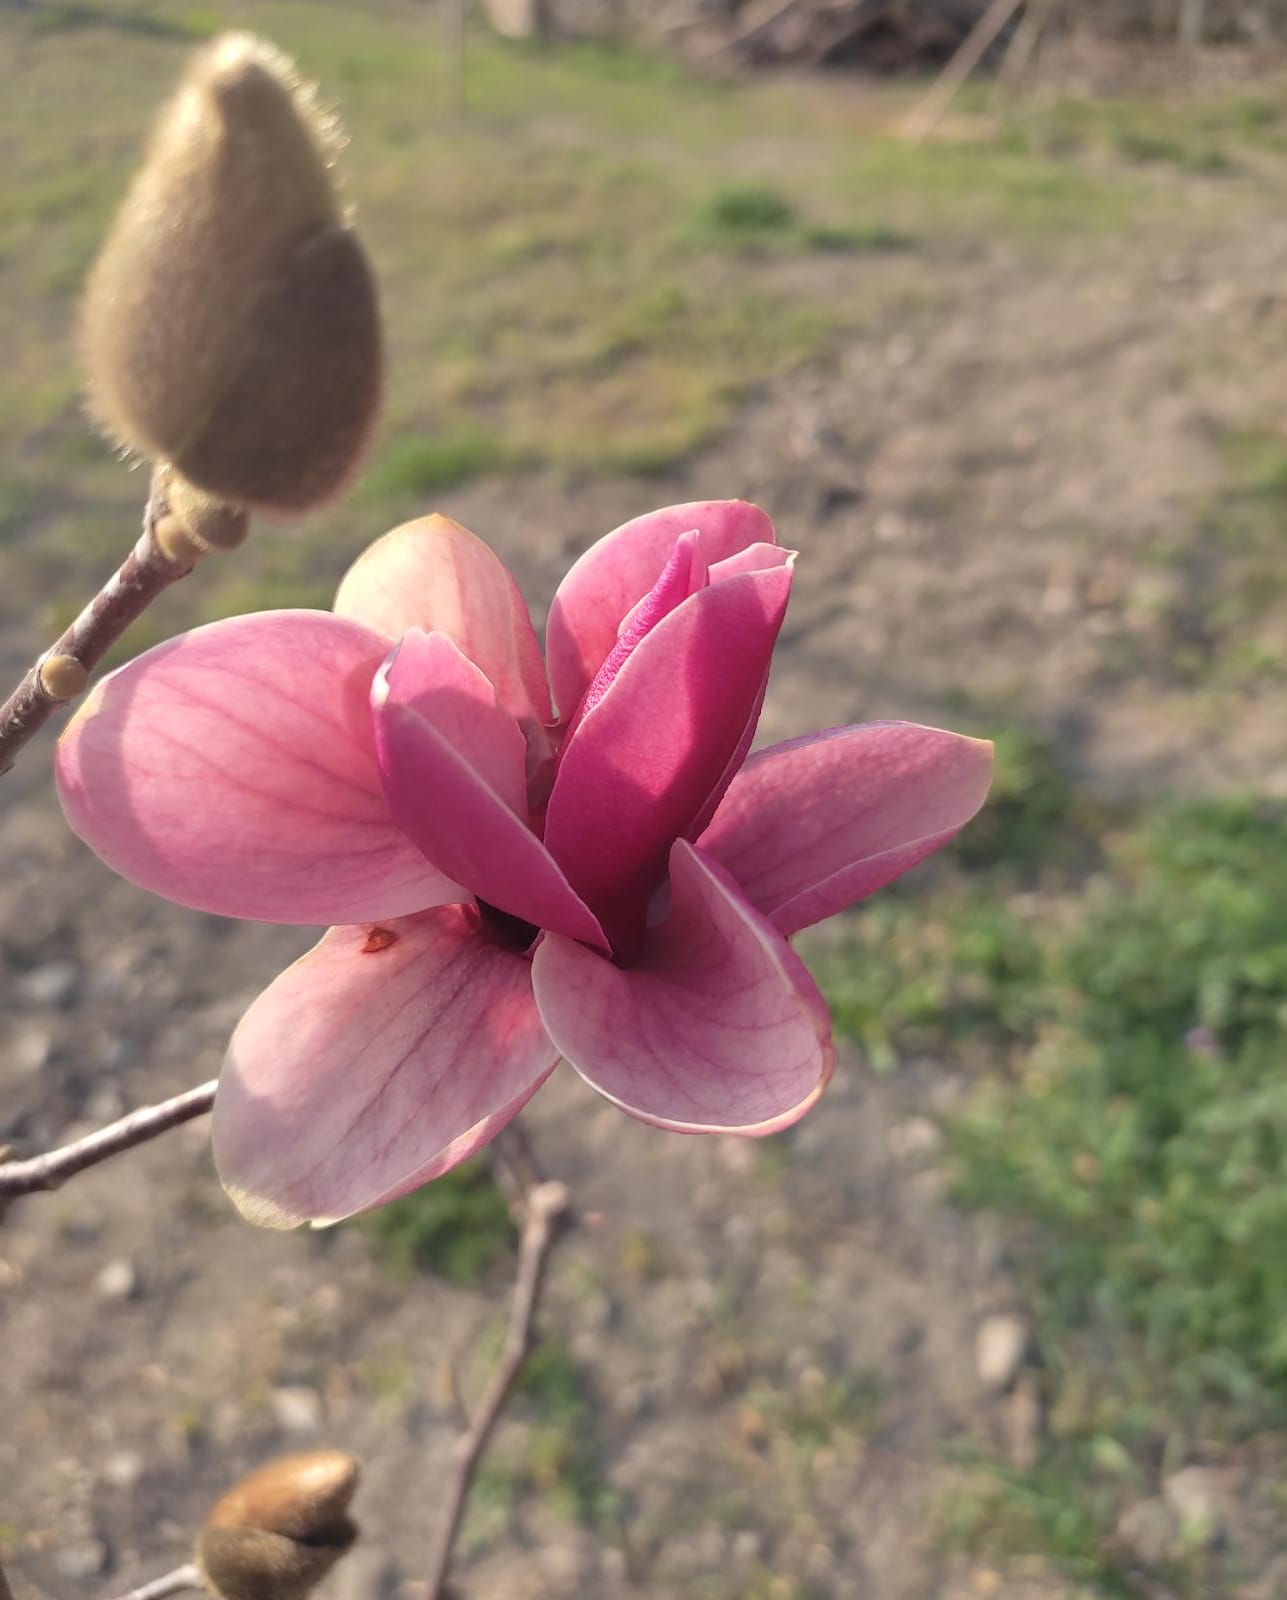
[1006,1372,1043,1469]
[270,1385,322,1434]
[55,1537,109,1579]
[1164,1466,1225,1544]
[975,1313,1030,1394]
[84,1085,126,1123]
[1116,1497,1178,1565]
[888,1116,943,1162]
[731,1530,763,1565]
[17,961,80,1008]
[103,1450,145,1490]
[10,1025,53,1075]
[95,1259,138,1301]
[738,1405,769,1451]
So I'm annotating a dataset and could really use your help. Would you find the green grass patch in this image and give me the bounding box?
[1011,81,1287,170]
[0,0,1188,617]
[361,425,513,502]
[358,1158,515,1286]
[822,791,1287,1586]
[939,1457,1134,1594]
[951,797,1287,1403]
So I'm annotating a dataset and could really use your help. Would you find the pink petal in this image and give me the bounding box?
[381,628,529,813]
[699,722,995,936]
[546,500,776,722]
[564,530,706,742]
[56,611,461,925]
[532,840,833,1135]
[373,634,608,950]
[214,909,558,1226]
[543,556,793,957]
[333,514,553,751]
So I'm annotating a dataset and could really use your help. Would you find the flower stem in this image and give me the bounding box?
[0,474,201,777]
[103,1562,203,1600]
[424,1175,573,1599]
[0,1080,217,1204]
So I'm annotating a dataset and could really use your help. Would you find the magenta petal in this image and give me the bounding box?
[213,909,559,1226]
[699,722,995,936]
[562,529,706,743]
[546,500,776,722]
[333,514,553,745]
[373,635,608,950]
[544,557,793,955]
[532,841,834,1134]
[55,611,462,925]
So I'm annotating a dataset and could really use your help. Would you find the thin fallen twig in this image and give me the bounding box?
[0,1080,217,1201]
[0,473,199,776]
[901,0,1026,142]
[102,1563,204,1600]
[424,1178,573,1600]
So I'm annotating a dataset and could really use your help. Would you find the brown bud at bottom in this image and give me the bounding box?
[197,1453,360,1600]
[196,1526,355,1600]
[0,1558,15,1600]
[205,1451,359,1542]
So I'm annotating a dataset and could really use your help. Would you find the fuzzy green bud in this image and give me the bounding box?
[81,33,381,516]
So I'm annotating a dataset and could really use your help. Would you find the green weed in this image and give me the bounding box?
[359,1158,515,1287]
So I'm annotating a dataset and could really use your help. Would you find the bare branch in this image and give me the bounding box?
[102,1564,204,1600]
[425,1178,573,1599]
[103,1563,203,1600]
[0,1080,217,1202]
[0,474,201,777]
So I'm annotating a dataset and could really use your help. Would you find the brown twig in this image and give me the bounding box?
[901,0,1027,142]
[0,474,200,776]
[425,1178,572,1600]
[0,1079,217,1202]
[102,1564,203,1600]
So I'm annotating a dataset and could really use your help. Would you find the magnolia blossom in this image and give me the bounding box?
[57,502,992,1226]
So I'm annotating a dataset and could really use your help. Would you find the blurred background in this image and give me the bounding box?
[1,2,1286,1596]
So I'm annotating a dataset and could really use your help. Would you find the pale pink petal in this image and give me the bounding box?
[532,841,833,1135]
[546,500,776,721]
[381,628,529,814]
[544,556,793,957]
[706,541,793,582]
[214,909,558,1226]
[373,639,608,951]
[333,514,553,749]
[56,611,461,925]
[699,722,995,936]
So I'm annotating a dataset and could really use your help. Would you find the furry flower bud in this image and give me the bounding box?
[81,33,381,517]
[195,1452,359,1600]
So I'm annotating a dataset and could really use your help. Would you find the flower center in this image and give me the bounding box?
[477,899,540,954]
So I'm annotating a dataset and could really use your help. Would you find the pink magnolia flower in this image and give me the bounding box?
[57,501,992,1227]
